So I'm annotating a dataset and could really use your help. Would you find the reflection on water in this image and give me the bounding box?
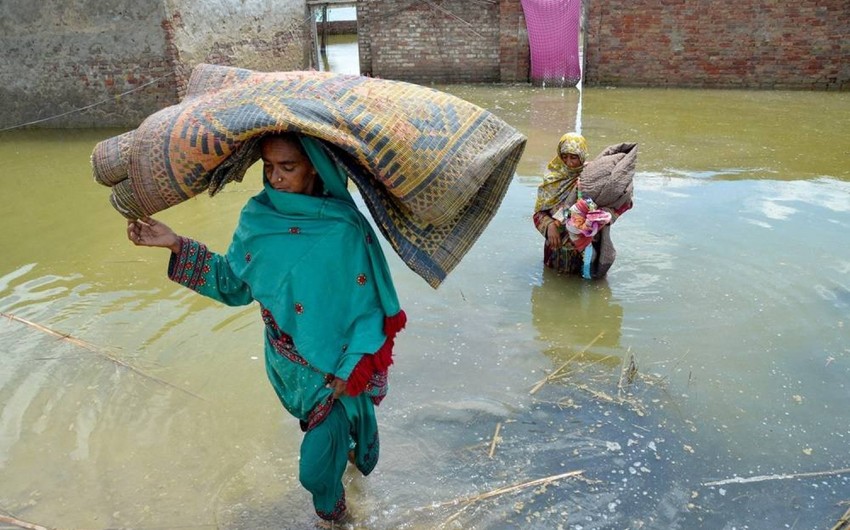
[1,48,849,528]
[321,34,360,76]
[531,269,623,361]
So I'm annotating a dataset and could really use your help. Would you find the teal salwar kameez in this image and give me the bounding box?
[166,136,404,522]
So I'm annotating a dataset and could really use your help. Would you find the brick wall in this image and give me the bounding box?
[4,0,844,130]
[584,0,849,90]
[499,0,531,83]
[356,0,529,83]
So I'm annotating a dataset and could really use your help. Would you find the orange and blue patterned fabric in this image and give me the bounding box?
[92,63,526,288]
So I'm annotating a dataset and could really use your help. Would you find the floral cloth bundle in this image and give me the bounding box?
[563,198,611,251]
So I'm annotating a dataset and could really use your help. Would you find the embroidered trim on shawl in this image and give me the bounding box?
[262,307,310,368]
[316,490,347,521]
[262,306,340,431]
[168,237,212,290]
[306,395,335,431]
[367,371,388,406]
[358,430,380,476]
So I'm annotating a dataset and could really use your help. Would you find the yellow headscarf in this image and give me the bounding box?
[534,132,588,213]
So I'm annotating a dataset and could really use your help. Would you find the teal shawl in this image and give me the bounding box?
[226,137,404,390]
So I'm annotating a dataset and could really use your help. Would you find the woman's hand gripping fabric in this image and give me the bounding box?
[127,217,182,253]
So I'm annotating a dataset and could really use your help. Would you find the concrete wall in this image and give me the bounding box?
[356,0,529,84]
[0,0,309,129]
[584,0,850,90]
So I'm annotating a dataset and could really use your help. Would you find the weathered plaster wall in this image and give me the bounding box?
[356,0,529,84]
[166,0,309,97]
[584,0,850,90]
[0,0,175,129]
[0,0,310,129]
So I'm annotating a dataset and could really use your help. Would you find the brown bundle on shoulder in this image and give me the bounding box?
[579,142,637,211]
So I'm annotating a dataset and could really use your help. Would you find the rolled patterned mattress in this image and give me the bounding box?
[92,63,526,288]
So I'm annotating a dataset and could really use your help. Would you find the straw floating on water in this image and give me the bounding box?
[0,512,51,530]
[703,466,850,487]
[529,331,605,395]
[1,311,204,401]
[487,422,502,459]
[421,469,584,512]
[831,505,850,530]
[429,470,585,525]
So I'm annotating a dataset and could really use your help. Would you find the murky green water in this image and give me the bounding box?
[321,35,360,76]
[1,42,849,529]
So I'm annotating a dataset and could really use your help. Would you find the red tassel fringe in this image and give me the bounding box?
[384,310,407,338]
[346,310,407,396]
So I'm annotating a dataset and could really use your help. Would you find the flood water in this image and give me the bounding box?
[1,40,850,530]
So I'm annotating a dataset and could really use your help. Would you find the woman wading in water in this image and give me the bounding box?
[533,132,634,278]
[127,133,406,525]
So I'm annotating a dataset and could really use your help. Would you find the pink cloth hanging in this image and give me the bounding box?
[521,0,582,87]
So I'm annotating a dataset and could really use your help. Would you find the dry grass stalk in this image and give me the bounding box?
[444,503,472,526]
[831,505,850,530]
[617,348,638,398]
[439,471,585,525]
[457,441,492,455]
[487,422,502,459]
[426,469,584,514]
[548,355,617,389]
[574,382,647,417]
[575,384,616,403]
[556,396,580,409]
[1,311,204,401]
[0,513,51,530]
[703,467,850,487]
[530,331,605,395]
